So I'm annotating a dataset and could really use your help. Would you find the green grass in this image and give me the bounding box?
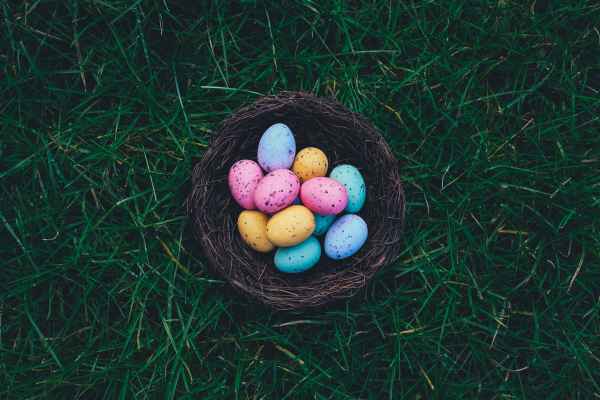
[2,0,600,398]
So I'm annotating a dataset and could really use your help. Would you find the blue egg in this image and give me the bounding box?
[313,214,336,236]
[292,196,302,205]
[324,214,368,260]
[257,123,296,172]
[329,164,366,213]
[274,236,321,273]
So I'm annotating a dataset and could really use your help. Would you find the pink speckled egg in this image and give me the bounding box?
[254,169,300,214]
[228,160,264,209]
[300,177,348,215]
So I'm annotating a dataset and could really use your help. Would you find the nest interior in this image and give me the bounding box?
[188,91,405,310]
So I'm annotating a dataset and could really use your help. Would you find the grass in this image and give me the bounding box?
[1,0,600,398]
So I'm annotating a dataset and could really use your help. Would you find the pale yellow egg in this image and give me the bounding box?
[237,210,275,253]
[266,205,315,247]
[292,147,329,183]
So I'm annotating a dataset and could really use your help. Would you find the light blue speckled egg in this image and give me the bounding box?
[313,214,336,236]
[329,164,366,213]
[257,123,296,172]
[274,236,321,273]
[324,214,368,260]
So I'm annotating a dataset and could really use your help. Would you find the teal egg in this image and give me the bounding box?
[313,214,336,236]
[324,214,368,260]
[329,164,366,213]
[274,236,321,273]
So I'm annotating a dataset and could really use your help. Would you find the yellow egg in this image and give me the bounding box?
[292,147,329,182]
[266,205,315,247]
[237,211,275,253]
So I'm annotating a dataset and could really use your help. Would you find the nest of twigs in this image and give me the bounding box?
[187,91,405,310]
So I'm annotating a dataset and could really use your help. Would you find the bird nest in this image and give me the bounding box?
[187,91,405,310]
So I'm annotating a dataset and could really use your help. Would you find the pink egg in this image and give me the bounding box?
[254,169,300,214]
[300,177,348,215]
[228,160,264,209]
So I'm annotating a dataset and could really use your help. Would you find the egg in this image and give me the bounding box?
[257,123,296,172]
[324,214,368,260]
[313,214,336,236]
[228,160,264,209]
[266,205,315,247]
[254,169,300,214]
[300,177,348,215]
[329,164,367,213]
[292,147,329,182]
[237,211,274,253]
[274,236,321,273]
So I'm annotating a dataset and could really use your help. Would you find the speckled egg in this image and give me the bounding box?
[274,236,321,273]
[300,177,348,215]
[324,214,368,260]
[266,205,315,247]
[254,169,300,214]
[257,123,296,172]
[292,147,329,182]
[228,160,264,209]
[313,214,336,236]
[329,164,367,213]
[237,211,274,253]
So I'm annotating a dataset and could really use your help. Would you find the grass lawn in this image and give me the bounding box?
[2,1,600,398]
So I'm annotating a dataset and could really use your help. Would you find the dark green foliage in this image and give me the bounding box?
[1,0,599,398]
